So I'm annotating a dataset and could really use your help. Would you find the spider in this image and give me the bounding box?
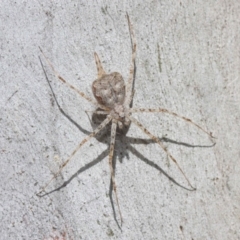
[38,14,214,225]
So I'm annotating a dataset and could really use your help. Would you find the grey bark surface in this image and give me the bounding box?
[1,1,240,239]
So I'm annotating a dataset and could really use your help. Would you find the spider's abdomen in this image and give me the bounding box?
[92,72,125,109]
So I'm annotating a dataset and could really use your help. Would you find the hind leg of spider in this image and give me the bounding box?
[108,119,123,225]
[129,116,196,190]
[130,108,215,139]
[37,115,112,196]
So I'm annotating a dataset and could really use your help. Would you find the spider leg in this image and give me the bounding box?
[129,116,196,190]
[85,110,109,115]
[37,115,112,195]
[94,52,106,78]
[125,13,137,106]
[130,108,214,139]
[39,47,108,111]
[109,119,123,225]
[129,89,136,105]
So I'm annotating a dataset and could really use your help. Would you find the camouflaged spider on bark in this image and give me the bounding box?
[38,14,214,226]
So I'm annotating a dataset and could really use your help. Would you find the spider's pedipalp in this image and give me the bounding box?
[94,52,106,78]
[130,108,215,139]
[37,115,112,195]
[129,116,196,190]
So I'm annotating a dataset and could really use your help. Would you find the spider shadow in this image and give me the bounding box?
[39,57,91,136]
[102,125,215,228]
[39,57,215,228]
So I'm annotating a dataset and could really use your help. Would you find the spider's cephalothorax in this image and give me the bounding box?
[39,13,214,227]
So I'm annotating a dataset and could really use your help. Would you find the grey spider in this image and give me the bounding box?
[38,14,214,225]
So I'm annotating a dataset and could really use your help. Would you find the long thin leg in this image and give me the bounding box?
[38,115,112,195]
[125,13,137,106]
[85,110,109,115]
[130,108,214,138]
[39,47,109,111]
[109,119,123,225]
[129,116,196,190]
[84,110,109,131]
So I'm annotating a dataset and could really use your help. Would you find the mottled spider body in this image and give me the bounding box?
[92,53,131,129]
[92,72,126,108]
[38,13,214,226]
